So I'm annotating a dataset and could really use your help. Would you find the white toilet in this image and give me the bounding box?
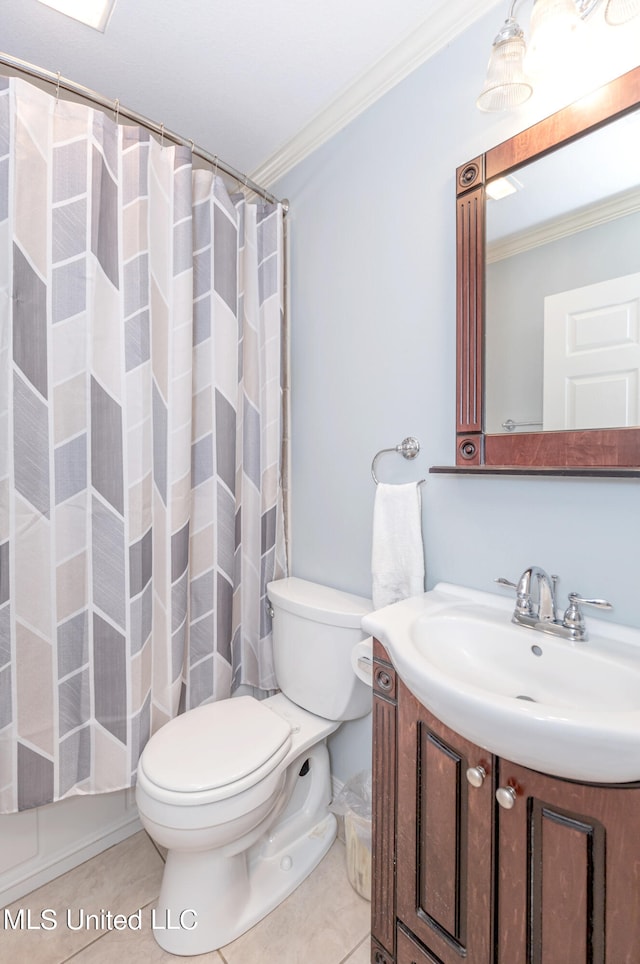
[135,577,372,956]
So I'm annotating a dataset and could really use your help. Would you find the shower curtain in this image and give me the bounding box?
[0,78,287,813]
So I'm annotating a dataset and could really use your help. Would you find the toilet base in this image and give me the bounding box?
[152,811,337,956]
[149,737,339,956]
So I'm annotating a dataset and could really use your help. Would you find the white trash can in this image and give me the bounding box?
[330,770,372,901]
[345,808,372,900]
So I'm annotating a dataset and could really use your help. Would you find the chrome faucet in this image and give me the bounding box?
[495,567,613,642]
[518,566,557,622]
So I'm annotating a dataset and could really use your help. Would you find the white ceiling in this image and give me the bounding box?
[1,0,495,188]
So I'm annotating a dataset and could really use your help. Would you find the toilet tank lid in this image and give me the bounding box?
[267,577,372,628]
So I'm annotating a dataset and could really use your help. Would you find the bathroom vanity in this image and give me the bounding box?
[370,638,640,964]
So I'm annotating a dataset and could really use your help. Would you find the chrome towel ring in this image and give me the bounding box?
[370,436,424,485]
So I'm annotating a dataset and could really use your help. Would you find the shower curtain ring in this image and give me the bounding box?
[113,98,120,124]
[160,123,165,149]
[55,71,61,104]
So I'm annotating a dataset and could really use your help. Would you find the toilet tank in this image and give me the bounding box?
[266,577,373,721]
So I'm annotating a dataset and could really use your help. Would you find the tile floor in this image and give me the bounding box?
[0,830,371,963]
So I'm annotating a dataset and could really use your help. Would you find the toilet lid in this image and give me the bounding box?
[141,697,292,793]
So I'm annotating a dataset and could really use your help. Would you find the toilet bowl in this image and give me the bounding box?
[136,577,372,956]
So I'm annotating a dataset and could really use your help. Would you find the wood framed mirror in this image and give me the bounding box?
[454,65,640,473]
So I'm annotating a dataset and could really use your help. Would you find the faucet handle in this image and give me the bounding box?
[562,592,613,637]
[496,576,533,616]
[495,577,517,590]
[567,592,613,611]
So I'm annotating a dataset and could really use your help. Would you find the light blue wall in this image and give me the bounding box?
[275,12,640,781]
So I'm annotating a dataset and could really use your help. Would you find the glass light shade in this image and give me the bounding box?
[476,33,533,112]
[526,0,582,74]
[604,0,640,23]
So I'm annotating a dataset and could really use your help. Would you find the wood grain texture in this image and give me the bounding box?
[484,427,640,468]
[371,935,395,964]
[497,759,640,963]
[420,729,463,939]
[456,187,484,443]
[396,925,443,963]
[371,646,397,959]
[396,682,493,964]
[486,66,640,179]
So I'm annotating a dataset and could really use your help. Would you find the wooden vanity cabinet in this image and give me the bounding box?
[496,759,640,963]
[371,641,640,964]
[371,639,398,964]
[371,644,493,964]
[396,678,493,963]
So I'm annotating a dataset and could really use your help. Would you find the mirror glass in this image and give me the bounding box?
[484,108,640,436]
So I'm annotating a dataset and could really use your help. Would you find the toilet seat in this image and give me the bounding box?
[139,696,292,803]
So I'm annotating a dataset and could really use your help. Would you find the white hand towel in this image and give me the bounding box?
[371,482,425,610]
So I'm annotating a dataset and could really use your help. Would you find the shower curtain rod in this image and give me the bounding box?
[0,51,287,211]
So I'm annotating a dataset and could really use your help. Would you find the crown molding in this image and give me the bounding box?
[251,0,497,189]
[486,187,640,263]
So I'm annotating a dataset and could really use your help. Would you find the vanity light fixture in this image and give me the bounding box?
[526,0,583,75]
[476,9,532,112]
[477,0,640,111]
[36,0,117,32]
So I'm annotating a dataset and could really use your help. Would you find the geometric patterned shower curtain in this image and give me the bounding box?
[0,77,287,813]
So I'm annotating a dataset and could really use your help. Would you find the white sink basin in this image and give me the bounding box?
[362,582,640,783]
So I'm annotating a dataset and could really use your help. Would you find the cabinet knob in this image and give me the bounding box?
[466,765,487,788]
[496,786,517,809]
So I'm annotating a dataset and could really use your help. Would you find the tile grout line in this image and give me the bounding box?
[60,897,161,963]
[28,832,367,964]
[144,830,168,863]
[338,931,371,964]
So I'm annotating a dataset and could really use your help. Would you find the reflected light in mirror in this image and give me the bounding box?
[486,175,524,200]
[36,0,116,31]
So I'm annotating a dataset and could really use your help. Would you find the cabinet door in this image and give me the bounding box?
[397,925,442,963]
[497,759,640,964]
[396,682,493,964]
